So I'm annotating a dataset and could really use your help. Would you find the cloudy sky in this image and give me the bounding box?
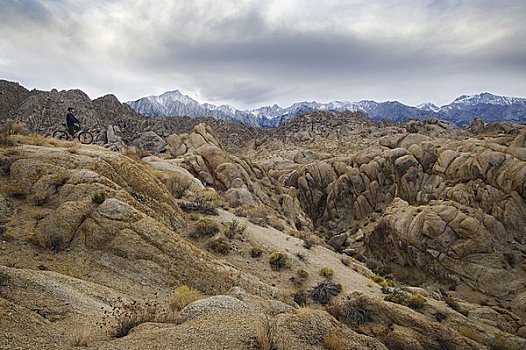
[0,0,525,109]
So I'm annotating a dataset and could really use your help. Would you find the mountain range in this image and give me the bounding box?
[127,91,526,127]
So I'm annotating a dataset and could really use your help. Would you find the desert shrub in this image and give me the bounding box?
[324,329,348,350]
[290,269,309,287]
[170,285,203,310]
[370,273,384,284]
[255,316,275,350]
[456,325,483,344]
[293,291,307,306]
[380,279,395,288]
[179,190,219,215]
[165,171,193,199]
[311,280,342,304]
[408,293,427,310]
[444,296,468,316]
[190,218,221,239]
[328,299,369,326]
[268,250,288,270]
[207,237,230,254]
[319,267,334,278]
[385,293,426,310]
[92,191,106,204]
[250,246,263,258]
[224,219,246,239]
[302,234,319,249]
[101,299,170,338]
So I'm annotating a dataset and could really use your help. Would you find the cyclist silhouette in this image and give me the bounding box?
[66,107,81,136]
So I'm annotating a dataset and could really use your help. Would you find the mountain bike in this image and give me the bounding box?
[52,123,94,144]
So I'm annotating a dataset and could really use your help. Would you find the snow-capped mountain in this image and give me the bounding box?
[127,91,526,128]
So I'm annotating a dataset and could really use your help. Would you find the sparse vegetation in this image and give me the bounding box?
[327,299,369,326]
[254,316,275,350]
[190,218,221,239]
[164,171,193,199]
[170,285,203,310]
[179,190,219,215]
[224,219,246,239]
[311,280,342,304]
[207,237,230,254]
[302,234,319,249]
[384,292,426,310]
[319,267,334,278]
[290,269,309,287]
[101,299,170,338]
[324,329,348,350]
[250,246,263,258]
[293,290,307,306]
[444,295,469,316]
[268,250,288,270]
[456,325,483,344]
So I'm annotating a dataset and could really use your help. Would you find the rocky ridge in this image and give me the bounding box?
[1,81,526,349]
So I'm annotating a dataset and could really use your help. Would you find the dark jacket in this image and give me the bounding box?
[66,112,80,127]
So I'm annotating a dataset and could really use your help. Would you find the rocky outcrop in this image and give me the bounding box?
[282,127,526,303]
[0,80,30,117]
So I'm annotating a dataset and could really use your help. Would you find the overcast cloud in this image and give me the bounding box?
[0,0,524,108]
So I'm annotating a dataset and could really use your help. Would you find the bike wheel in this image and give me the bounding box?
[52,130,69,141]
[78,131,93,144]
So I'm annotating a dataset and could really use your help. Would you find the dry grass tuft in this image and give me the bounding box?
[319,267,334,278]
[444,295,469,316]
[255,316,275,350]
[67,142,81,154]
[268,250,288,270]
[324,329,348,350]
[456,325,483,344]
[170,285,204,310]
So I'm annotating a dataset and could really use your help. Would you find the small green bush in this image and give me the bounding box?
[319,267,334,278]
[207,237,230,254]
[191,218,221,239]
[268,250,288,270]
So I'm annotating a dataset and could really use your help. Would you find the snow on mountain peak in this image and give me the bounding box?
[127,90,526,128]
[416,102,440,112]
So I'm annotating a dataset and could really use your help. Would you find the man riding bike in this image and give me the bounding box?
[66,107,81,136]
